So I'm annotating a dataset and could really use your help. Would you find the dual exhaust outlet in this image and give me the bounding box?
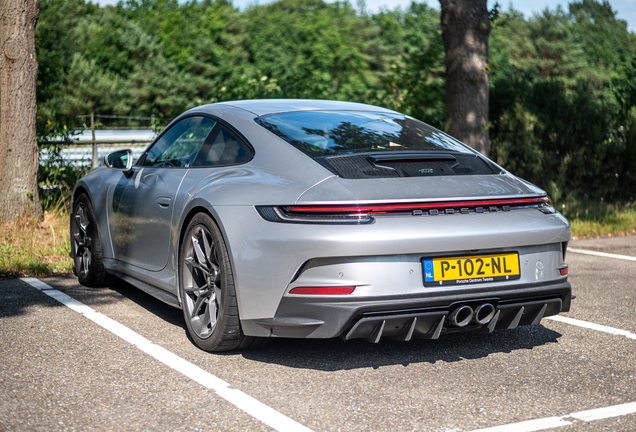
[447,303,496,327]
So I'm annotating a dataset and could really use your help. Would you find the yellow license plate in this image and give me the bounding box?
[423,253,520,286]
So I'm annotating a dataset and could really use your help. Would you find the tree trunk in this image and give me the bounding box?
[440,0,491,156]
[0,0,42,221]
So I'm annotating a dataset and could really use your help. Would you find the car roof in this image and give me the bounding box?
[213,99,398,116]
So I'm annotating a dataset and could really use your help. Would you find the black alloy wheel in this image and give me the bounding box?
[71,193,112,287]
[179,213,265,352]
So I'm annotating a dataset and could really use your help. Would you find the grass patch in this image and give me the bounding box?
[562,200,636,239]
[0,210,74,279]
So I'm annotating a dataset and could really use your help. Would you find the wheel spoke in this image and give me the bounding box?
[83,249,91,273]
[73,214,85,235]
[199,307,212,328]
[191,236,209,271]
[205,232,220,274]
[207,292,218,327]
[202,233,212,264]
[74,212,81,231]
[79,254,86,276]
[184,280,212,295]
[183,285,204,293]
[76,207,88,233]
[190,293,208,319]
[184,257,209,277]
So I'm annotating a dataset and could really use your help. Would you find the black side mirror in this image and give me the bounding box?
[104,149,133,169]
[104,149,134,176]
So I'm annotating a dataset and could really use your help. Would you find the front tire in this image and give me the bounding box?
[71,193,112,287]
[179,213,259,352]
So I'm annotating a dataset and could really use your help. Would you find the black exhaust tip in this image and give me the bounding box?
[448,306,474,327]
[472,303,496,325]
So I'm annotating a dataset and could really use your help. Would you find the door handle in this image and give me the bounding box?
[156,197,171,208]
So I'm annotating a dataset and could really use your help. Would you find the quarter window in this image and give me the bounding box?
[192,124,253,167]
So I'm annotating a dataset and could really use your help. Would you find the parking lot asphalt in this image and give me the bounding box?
[570,235,636,257]
[1,235,635,431]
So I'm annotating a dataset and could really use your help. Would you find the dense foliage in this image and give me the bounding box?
[36,0,636,202]
[489,1,636,203]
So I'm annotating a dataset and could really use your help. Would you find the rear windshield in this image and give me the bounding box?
[255,110,470,157]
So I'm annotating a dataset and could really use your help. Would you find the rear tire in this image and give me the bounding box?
[70,193,113,287]
[179,213,264,352]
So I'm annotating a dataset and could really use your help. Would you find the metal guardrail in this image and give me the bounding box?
[39,143,148,168]
[39,112,168,168]
[38,140,153,145]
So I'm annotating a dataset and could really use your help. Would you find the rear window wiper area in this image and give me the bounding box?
[314,151,499,179]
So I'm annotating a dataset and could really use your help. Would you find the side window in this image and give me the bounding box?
[143,117,216,168]
[192,124,253,167]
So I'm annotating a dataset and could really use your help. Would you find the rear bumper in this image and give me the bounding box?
[241,280,572,341]
[216,205,570,321]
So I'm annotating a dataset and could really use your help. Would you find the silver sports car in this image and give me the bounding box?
[71,99,571,351]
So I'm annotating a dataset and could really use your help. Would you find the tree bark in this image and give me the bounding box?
[0,0,42,221]
[440,0,491,156]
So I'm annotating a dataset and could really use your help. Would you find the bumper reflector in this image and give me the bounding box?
[289,286,356,295]
[559,265,569,276]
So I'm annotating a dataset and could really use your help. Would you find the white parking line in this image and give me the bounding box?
[470,401,636,432]
[546,315,636,340]
[20,278,314,432]
[568,247,636,262]
[478,244,636,431]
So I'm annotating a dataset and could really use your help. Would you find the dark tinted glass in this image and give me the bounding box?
[192,124,253,167]
[143,117,216,167]
[255,111,470,157]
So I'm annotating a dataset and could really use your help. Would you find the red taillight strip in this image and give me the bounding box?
[286,196,549,214]
[288,286,356,295]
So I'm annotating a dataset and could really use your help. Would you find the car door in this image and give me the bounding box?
[108,116,216,271]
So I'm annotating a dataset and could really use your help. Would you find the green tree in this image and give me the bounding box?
[489,1,636,201]
[50,53,128,118]
[32,0,636,202]
[243,0,384,101]
[373,2,445,128]
[36,0,99,109]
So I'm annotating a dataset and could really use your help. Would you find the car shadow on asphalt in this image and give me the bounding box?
[0,276,135,319]
[106,278,185,328]
[7,276,562,372]
[238,326,563,371]
[35,275,186,329]
[0,278,67,318]
[95,278,564,371]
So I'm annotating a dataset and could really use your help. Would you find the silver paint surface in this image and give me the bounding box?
[72,100,571,332]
